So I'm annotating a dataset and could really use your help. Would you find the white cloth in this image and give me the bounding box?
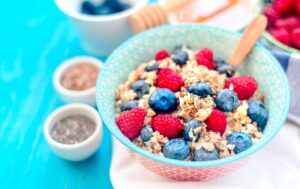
[110,121,300,189]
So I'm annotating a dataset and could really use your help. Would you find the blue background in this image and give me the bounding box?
[0,0,153,188]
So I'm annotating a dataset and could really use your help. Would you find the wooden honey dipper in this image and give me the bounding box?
[129,0,191,33]
[228,15,267,67]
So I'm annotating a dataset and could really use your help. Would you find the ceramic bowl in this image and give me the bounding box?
[96,24,290,181]
[53,56,103,106]
[44,103,103,161]
[252,0,300,54]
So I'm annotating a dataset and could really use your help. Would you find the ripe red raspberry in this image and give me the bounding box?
[151,114,183,139]
[116,107,146,140]
[292,28,300,48]
[274,0,296,15]
[275,16,300,31]
[154,49,170,61]
[296,1,300,16]
[195,48,215,70]
[157,68,184,92]
[205,109,227,135]
[271,28,292,46]
[263,5,280,28]
[225,76,258,100]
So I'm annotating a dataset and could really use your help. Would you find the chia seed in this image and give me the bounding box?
[51,115,96,144]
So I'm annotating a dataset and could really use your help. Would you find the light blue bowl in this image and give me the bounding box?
[96,25,290,169]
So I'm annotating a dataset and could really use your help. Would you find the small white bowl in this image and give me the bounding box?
[53,56,103,106]
[44,103,102,161]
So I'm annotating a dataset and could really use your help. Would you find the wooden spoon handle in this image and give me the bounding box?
[162,0,192,12]
[228,15,267,67]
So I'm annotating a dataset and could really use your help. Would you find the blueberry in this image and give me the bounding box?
[227,132,253,154]
[216,63,236,77]
[120,100,138,112]
[215,89,239,112]
[131,80,150,99]
[193,148,219,161]
[173,45,190,54]
[140,125,153,141]
[81,1,96,15]
[149,88,177,113]
[188,82,212,98]
[106,1,130,12]
[171,50,189,66]
[163,139,190,160]
[247,100,269,131]
[213,56,226,67]
[183,119,202,141]
[145,62,160,72]
[95,4,116,15]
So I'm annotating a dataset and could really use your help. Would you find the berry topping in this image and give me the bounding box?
[116,107,146,140]
[120,100,139,112]
[216,62,236,77]
[215,89,239,112]
[183,119,202,141]
[171,50,189,66]
[274,0,296,16]
[149,88,177,113]
[292,28,300,48]
[154,49,170,61]
[145,62,160,72]
[247,100,269,131]
[275,16,300,31]
[271,28,292,46]
[225,76,258,100]
[81,1,96,15]
[205,109,227,135]
[195,48,215,70]
[151,114,183,139]
[227,132,253,154]
[193,148,220,161]
[163,138,190,160]
[263,5,280,28]
[140,125,154,142]
[173,44,190,54]
[131,80,150,99]
[188,82,212,98]
[157,68,184,92]
[95,4,115,15]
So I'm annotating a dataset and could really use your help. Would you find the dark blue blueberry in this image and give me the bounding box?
[215,89,239,112]
[188,82,212,98]
[183,119,202,141]
[216,63,236,77]
[213,56,226,67]
[173,45,190,54]
[140,125,153,142]
[149,88,177,113]
[163,139,190,160]
[120,100,138,112]
[95,4,116,15]
[247,100,269,131]
[227,132,253,154]
[193,148,219,161]
[81,1,96,15]
[171,50,189,66]
[131,80,150,99]
[145,62,160,72]
[106,0,130,12]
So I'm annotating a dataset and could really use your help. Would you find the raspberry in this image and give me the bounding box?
[195,48,215,70]
[225,76,258,100]
[263,5,280,28]
[154,49,170,61]
[275,16,300,31]
[292,28,300,48]
[151,114,183,139]
[296,1,300,16]
[274,0,296,15]
[157,68,184,92]
[271,28,292,46]
[205,109,227,135]
[116,107,146,140]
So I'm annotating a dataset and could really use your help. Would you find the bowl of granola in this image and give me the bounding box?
[96,24,290,181]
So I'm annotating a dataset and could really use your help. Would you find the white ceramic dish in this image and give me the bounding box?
[55,0,148,56]
[53,56,103,106]
[44,103,102,161]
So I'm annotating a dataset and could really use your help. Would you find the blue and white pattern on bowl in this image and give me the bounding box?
[96,25,290,168]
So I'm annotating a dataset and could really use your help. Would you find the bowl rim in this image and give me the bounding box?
[97,24,290,168]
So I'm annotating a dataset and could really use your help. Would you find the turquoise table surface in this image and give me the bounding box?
[0,0,153,188]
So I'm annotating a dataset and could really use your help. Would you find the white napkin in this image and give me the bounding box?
[110,121,300,189]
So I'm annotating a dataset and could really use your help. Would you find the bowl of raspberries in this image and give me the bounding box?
[261,0,300,53]
[96,25,290,181]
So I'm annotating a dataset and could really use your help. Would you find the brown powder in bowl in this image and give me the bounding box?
[61,63,99,91]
